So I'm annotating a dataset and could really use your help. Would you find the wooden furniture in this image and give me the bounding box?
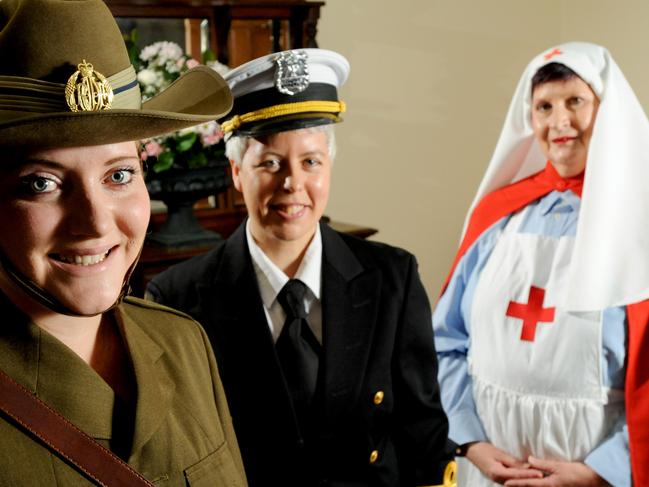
[104,0,325,64]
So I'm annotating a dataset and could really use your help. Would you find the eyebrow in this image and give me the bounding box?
[261,150,326,158]
[301,150,326,157]
[17,158,66,170]
[17,155,140,170]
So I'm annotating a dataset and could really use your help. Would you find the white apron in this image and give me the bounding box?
[457,207,624,486]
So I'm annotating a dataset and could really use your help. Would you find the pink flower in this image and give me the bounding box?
[144,140,163,157]
[186,58,200,69]
[140,150,148,162]
[201,129,224,147]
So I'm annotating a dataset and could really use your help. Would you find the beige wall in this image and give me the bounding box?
[317,0,649,297]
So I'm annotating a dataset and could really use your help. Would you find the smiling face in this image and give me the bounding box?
[531,76,600,177]
[0,142,150,316]
[231,128,331,253]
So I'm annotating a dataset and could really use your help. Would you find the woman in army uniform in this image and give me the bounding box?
[0,0,246,485]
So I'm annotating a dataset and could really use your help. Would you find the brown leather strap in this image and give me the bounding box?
[0,368,154,486]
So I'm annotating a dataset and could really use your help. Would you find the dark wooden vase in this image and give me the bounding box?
[146,161,230,248]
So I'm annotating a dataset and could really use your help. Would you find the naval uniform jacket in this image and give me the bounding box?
[147,222,452,487]
[0,294,247,486]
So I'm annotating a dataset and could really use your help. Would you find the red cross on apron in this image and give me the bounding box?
[464,206,617,487]
[506,286,556,341]
[544,48,563,60]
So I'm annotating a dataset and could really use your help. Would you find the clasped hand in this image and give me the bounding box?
[465,442,608,486]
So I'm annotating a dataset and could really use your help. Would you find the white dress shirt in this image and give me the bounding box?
[246,221,323,343]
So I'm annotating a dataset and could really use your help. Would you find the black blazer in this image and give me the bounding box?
[147,222,451,487]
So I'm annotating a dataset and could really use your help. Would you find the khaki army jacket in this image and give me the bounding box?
[0,295,247,487]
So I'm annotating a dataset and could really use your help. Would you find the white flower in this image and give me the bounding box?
[154,72,165,87]
[137,41,198,102]
[207,60,230,77]
[158,41,183,63]
[166,61,181,74]
[137,68,157,86]
[139,43,160,62]
[195,121,219,136]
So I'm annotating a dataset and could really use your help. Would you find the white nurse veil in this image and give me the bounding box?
[465,42,649,311]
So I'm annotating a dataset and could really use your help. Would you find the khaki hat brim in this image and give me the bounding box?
[0,66,233,148]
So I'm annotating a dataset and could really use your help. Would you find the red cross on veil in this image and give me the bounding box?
[544,48,563,60]
[506,286,556,342]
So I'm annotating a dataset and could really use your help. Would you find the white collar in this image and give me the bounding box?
[246,221,322,308]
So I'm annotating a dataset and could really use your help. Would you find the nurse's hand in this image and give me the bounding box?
[503,457,609,486]
[466,442,544,484]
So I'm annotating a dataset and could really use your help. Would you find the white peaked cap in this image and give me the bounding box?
[226,48,350,97]
[220,48,349,137]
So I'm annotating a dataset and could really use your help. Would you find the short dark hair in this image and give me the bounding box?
[531,62,580,93]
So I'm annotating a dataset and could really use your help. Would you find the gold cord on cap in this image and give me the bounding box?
[65,60,113,112]
[221,100,346,134]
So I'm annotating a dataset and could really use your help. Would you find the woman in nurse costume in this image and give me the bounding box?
[434,42,649,486]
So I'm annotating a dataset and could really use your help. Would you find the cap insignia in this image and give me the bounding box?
[274,51,309,96]
[65,60,114,112]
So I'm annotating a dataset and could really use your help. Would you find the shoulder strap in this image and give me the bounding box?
[0,368,154,486]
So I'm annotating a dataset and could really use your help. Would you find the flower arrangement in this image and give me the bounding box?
[134,39,230,173]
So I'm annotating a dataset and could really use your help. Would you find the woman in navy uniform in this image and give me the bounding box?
[147,49,454,487]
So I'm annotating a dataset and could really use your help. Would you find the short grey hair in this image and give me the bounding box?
[225,124,337,167]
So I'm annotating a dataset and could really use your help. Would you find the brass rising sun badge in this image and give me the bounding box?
[65,60,113,112]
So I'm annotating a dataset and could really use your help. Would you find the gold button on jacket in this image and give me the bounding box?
[369,450,379,464]
[373,390,384,405]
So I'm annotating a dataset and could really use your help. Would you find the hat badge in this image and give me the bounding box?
[274,51,310,96]
[65,60,114,112]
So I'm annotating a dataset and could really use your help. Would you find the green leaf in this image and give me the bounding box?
[176,132,198,152]
[202,49,217,63]
[188,152,208,169]
[122,29,141,68]
[152,151,174,173]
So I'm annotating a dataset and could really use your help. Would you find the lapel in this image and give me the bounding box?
[195,224,299,436]
[115,305,175,460]
[0,294,115,440]
[320,223,381,423]
[196,223,275,343]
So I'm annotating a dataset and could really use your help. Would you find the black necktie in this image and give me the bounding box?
[275,279,320,409]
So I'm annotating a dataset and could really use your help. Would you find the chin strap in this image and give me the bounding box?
[0,246,142,317]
